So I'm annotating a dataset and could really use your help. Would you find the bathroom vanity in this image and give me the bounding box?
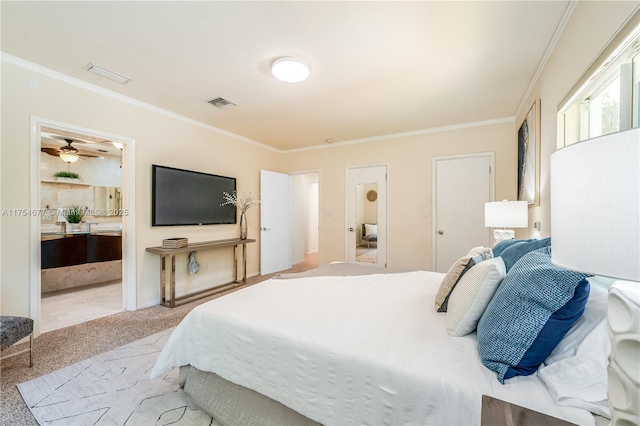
[41,231,121,269]
[41,230,122,292]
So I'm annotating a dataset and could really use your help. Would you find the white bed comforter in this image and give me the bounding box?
[151,271,595,425]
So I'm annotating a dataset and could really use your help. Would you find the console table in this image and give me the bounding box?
[146,238,255,308]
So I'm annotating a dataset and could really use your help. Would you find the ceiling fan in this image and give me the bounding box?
[41,139,98,163]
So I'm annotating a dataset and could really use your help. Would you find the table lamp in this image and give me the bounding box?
[484,200,528,245]
[550,127,639,426]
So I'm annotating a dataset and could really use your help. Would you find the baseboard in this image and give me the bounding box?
[136,299,160,310]
[136,272,261,310]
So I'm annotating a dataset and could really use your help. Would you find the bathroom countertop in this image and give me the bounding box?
[41,231,122,241]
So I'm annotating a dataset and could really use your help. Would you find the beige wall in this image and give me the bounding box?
[515,1,638,240]
[1,61,280,316]
[282,122,516,270]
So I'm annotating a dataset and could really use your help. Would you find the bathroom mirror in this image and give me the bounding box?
[355,183,378,263]
[93,186,122,216]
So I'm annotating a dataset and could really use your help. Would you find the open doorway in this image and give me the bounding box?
[30,117,136,336]
[290,172,319,269]
[39,128,123,332]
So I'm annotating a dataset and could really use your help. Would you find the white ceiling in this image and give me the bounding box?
[1,1,570,151]
[40,129,122,158]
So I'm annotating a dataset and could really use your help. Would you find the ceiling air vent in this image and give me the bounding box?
[207,97,237,110]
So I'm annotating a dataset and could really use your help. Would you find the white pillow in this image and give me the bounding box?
[446,257,506,336]
[364,223,377,236]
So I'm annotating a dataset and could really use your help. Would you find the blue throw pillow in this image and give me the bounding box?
[491,238,531,257]
[477,246,589,383]
[504,278,589,379]
[499,237,551,271]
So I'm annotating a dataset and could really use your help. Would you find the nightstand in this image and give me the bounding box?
[481,395,577,426]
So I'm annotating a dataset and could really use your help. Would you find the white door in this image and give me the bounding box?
[346,165,387,267]
[260,170,291,274]
[433,154,493,272]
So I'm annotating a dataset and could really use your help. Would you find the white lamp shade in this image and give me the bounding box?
[484,200,528,228]
[550,127,639,281]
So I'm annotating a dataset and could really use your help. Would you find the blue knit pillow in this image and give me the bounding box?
[491,238,530,257]
[499,237,551,271]
[477,246,589,383]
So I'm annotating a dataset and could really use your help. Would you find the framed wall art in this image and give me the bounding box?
[517,99,540,206]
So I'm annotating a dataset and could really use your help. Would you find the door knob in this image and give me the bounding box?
[438,230,444,235]
[261,227,272,231]
[348,227,355,232]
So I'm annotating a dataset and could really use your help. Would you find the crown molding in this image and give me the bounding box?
[283,116,515,154]
[0,52,279,153]
[515,0,578,119]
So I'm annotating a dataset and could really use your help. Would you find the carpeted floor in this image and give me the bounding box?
[0,253,318,425]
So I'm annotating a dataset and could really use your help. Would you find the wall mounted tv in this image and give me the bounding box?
[152,165,237,226]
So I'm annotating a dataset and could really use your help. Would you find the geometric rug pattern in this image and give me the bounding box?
[17,327,217,425]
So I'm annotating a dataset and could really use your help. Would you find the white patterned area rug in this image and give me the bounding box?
[17,328,216,425]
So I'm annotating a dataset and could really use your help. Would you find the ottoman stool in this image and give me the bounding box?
[0,316,34,367]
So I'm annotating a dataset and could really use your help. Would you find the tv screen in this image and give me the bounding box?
[152,165,237,226]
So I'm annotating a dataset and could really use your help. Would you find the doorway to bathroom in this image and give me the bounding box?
[30,118,136,336]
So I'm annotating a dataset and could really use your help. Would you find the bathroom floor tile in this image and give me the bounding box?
[41,281,123,333]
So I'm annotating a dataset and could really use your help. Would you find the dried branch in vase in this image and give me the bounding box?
[220,191,260,214]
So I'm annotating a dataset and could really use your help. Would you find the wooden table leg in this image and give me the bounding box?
[242,243,247,284]
[170,254,176,308]
[234,245,239,284]
[161,255,167,305]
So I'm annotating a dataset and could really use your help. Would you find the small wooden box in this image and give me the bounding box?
[162,238,188,249]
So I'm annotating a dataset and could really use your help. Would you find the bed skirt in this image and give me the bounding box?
[179,365,320,426]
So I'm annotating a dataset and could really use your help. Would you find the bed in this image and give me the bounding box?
[151,247,609,426]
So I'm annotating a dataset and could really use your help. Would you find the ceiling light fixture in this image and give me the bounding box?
[84,63,130,84]
[271,57,309,83]
[59,139,79,163]
[59,150,79,163]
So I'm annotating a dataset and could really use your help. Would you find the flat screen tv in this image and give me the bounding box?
[152,165,237,226]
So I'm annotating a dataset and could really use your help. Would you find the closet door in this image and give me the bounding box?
[433,154,493,272]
